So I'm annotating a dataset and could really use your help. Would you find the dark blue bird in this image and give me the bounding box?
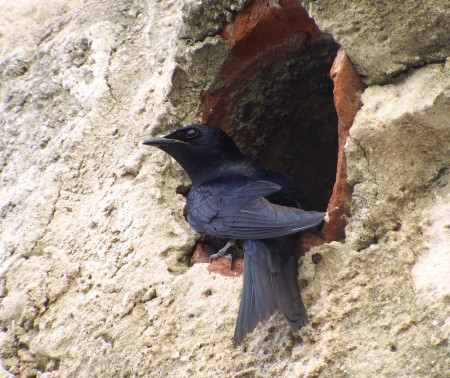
[143,124,325,345]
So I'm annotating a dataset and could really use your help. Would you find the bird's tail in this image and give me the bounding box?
[233,238,308,346]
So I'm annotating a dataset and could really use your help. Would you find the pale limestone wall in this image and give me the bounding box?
[0,1,449,377]
[308,0,449,85]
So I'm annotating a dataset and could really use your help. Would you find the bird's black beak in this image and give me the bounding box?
[142,136,186,147]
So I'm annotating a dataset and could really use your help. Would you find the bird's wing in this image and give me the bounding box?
[187,178,281,229]
[187,177,325,239]
[206,198,325,239]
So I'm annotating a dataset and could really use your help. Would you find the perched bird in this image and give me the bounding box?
[143,124,325,345]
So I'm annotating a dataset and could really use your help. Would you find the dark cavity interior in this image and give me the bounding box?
[228,37,339,211]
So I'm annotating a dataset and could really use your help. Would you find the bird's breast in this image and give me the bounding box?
[185,191,207,234]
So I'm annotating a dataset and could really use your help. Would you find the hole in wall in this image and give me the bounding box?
[189,0,365,272]
[228,37,339,211]
[203,0,340,213]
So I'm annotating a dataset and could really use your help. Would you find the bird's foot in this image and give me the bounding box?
[210,252,233,269]
[224,253,233,269]
[209,241,235,269]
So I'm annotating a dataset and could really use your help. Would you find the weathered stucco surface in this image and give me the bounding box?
[307,0,450,85]
[0,1,449,377]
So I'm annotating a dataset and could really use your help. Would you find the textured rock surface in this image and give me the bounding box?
[346,62,450,250]
[307,0,450,85]
[1,1,449,377]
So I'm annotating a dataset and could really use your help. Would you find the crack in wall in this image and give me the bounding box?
[348,135,380,195]
[105,47,118,103]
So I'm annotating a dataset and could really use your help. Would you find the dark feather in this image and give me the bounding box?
[233,239,308,345]
[187,177,325,239]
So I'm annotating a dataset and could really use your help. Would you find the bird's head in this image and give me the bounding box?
[143,124,244,184]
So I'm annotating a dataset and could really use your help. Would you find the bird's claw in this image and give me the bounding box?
[224,253,233,269]
[209,241,235,269]
[208,245,228,261]
[209,252,233,269]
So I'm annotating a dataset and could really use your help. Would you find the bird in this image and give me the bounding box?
[143,124,326,346]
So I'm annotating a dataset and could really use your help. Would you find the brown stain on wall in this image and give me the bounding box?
[322,49,366,242]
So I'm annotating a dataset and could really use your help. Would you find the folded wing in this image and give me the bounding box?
[187,177,325,239]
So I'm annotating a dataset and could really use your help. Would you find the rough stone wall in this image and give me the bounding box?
[0,1,449,377]
[307,0,449,85]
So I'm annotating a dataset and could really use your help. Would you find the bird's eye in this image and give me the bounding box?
[185,128,199,139]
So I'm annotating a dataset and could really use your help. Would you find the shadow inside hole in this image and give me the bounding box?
[229,37,339,211]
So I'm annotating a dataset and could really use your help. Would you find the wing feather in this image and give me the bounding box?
[187,176,325,239]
